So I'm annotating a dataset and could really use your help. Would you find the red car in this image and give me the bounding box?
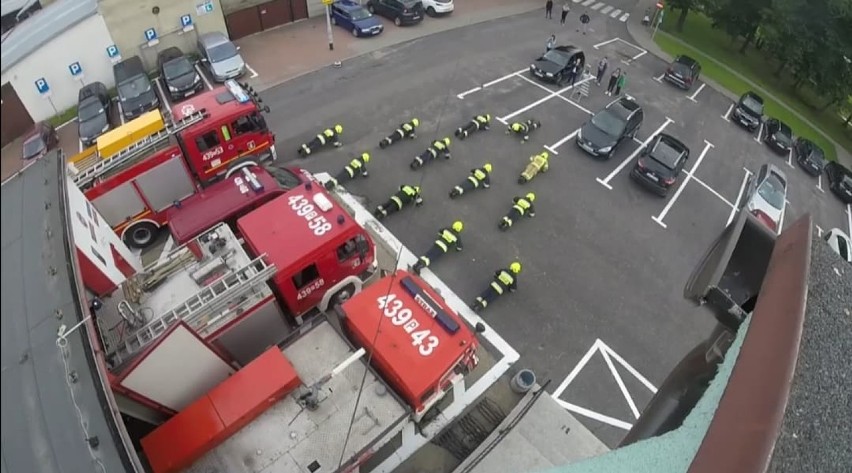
[21,122,58,161]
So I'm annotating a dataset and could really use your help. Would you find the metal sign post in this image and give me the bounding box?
[652,9,664,39]
[323,0,335,51]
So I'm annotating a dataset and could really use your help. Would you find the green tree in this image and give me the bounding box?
[706,0,771,53]
[668,0,699,32]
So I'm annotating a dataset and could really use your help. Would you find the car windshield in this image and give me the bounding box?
[741,96,764,115]
[78,100,104,122]
[209,42,238,63]
[23,136,45,157]
[809,147,825,162]
[649,140,684,169]
[836,235,850,261]
[118,76,151,100]
[672,61,692,75]
[757,173,786,210]
[350,8,372,20]
[164,58,194,78]
[775,122,792,143]
[542,50,570,67]
[842,175,852,189]
[591,110,626,137]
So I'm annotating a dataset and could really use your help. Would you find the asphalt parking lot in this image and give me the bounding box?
[244,10,850,447]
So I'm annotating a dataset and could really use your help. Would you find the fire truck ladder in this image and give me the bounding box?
[108,255,276,369]
[70,108,208,188]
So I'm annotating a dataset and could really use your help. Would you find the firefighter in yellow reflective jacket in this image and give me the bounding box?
[449,163,492,198]
[519,151,549,184]
[411,137,452,169]
[505,118,541,143]
[412,221,464,275]
[499,192,536,230]
[380,118,420,149]
[324,152,370,190]
[298,124,343,157]
[455,114,491,140]
[471,262,522,312]
[374,184,423,220]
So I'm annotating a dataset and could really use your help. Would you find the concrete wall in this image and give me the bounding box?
[0,14,116,122]
[98,0,228,71]
[306,0,324,18]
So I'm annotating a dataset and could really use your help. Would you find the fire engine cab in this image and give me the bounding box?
[67,80,277,249]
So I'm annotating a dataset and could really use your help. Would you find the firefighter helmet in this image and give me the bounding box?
[485,113,492,121]
[452,221,464,233]
[483,163,493,173]
[361,152,371,163]
[334,124,344,134]
[411,118,420,127]
[509,261,522,274]
[540,151,549,159]
[442,137,451,146]
[525,192,536,202]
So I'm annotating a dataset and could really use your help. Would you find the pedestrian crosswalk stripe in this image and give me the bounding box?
[591,2,605,10]
[582,0,596,6]
[601,5,613,14]
[610,8,621,18]
[573,0,582,3]
[620,13,630,22]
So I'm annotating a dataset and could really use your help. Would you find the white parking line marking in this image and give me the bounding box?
[573,0,582,3]
[597,118,674,189]
[499,75,594,122]
[457,68,528,99]
[620,13,630,22]
[817,174,825,193]
[654,73,664,83]
[600,342,658,393]
[544,145,559,155]
[653,140,714,228]
[721,104,733,121]
[592,2,605,10]
[78,140,84,152]
[754,123,763,143]
[727,168,753,226]
[610,8,622,18]
[631,136,643,145]
[846,204,851,237]
[553,339,602,399]
[687,83,706,103]
[516,74,594,115]
[689,173,735,209]
[600,348,640,419]
[582,0,596,6]
[601,5,613,14]
[593,38,619,49]
[553,398,633,430]
[631,50,647,61]
[815,224,823,237]
[154,77,169,106]
[195,63,214,90]
[778,199,790,232]
[546,128,581,152]
[246,64,259,79]
[117,101,126,125]
[157,236,175,265]
[458,87,481,99]
[786,148,795,168]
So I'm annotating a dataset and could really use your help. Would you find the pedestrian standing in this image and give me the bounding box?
[546,34,556,52]
[595,57,608,85]
[560,2,570,24]
[606,68,621,95]
[545,0,553,19]
[578,12,590,34]
[569,58,581,87]
[615,72,627,95]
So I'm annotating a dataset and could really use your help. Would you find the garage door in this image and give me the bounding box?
[259,0,292,30]
[1,83,34,148]
[291,0,308,20]
[225,8,263,40]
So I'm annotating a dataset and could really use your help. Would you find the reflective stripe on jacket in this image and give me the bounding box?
[513,197,532,214]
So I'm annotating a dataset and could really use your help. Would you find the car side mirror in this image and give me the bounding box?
[200,57,208,62]
[236,46,241,51]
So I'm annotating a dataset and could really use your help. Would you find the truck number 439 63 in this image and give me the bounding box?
[288,195,333,236]
[377,294,439,356]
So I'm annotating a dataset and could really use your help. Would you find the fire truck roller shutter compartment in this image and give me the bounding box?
[91,182,148,228]
[133,154,197,212]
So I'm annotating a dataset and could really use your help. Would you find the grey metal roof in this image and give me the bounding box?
[768,235,852,473]
[1,0,97,74]
[1,154,129,473]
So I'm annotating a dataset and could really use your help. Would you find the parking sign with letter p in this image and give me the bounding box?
[35,78,50,96]
[68,62,83,77]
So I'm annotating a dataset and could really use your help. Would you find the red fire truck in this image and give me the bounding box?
[67,80,279,249]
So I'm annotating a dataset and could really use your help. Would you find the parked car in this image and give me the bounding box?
[158,47,203,102]
[422,0,453,16]
[366,0,424,26]
[198,32,246,82]
[576,96,644,160]
[21,122,58,161]
[792,138,826,177]
[824,228,852,264]
[825,161,852,204]
[77,81,112,147]
[663,54,701,90]
[762,117,793,155]
[743,163,787,234]
[630,133,690,197]
[114,56,159,121]
[331,0,384,37]
[731,91,764,132]
[530,45,585,86]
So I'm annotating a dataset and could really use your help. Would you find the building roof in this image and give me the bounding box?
[1,0,97,74]
[0,153,129,473]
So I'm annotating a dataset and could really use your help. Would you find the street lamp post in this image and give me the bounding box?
[324,0,335,51]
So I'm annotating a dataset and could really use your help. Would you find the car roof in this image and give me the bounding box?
[199,31,229,47]
[334,0,363,8]
[607,96,641,118]
[741,91,764,103]
[657,133,688,153]
[158,47,184,64]
[77,81,105,101]
[674,55,698,66]
[762,163,787,183]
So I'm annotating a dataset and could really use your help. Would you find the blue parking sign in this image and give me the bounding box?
[180,14,193,27]
[69,62,83,77]
[106,44,120,58]
[144,28,158,42]
[35,78,50,95]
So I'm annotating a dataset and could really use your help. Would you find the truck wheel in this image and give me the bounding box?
[331,284,356,307]
[225,159,259,178]
[124,222,160,249]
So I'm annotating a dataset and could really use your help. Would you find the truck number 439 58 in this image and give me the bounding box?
[377,294,439,356]
[288,195,333,236]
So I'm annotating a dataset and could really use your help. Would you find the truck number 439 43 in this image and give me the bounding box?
[377,294,439,356]
[288,195,333,236]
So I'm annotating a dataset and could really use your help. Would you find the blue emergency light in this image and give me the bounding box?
[241,167,264,192]
[224,80,251,103]
[400,277,460,334]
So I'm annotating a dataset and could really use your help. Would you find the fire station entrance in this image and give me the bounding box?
[1,82,34,148]
[224,0,309,40]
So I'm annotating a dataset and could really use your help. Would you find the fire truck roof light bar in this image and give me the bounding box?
[242,167,264,192]
[225,80,252,104]
[313,193,334,212]
[400,276,460,334]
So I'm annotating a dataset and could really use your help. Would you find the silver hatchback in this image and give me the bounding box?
[743,163,787,234]
[197,32,246,82]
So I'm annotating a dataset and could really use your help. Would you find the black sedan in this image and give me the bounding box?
[825,161,852,204]
[530,46,585,86]
[793,138,826,177]
[664,55,701,90]
[630,133,690,196]
[366,0,423,26]
[762,118,793,155]
[731,91,764,131]
[158,47,203,102]
[77,82,113,147]
[576,96,644,160]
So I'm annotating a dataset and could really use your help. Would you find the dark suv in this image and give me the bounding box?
[664,55,701,90]
[825,161,852,204]
[630,133,690,196]
[158,47,203,102]
[793,138,826,177]
[114,56,159,121]
[762,118,793,154]
[77,82,113,147]
[367,0,423,26]
[576,96,644,159]
[731,91,763,132]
